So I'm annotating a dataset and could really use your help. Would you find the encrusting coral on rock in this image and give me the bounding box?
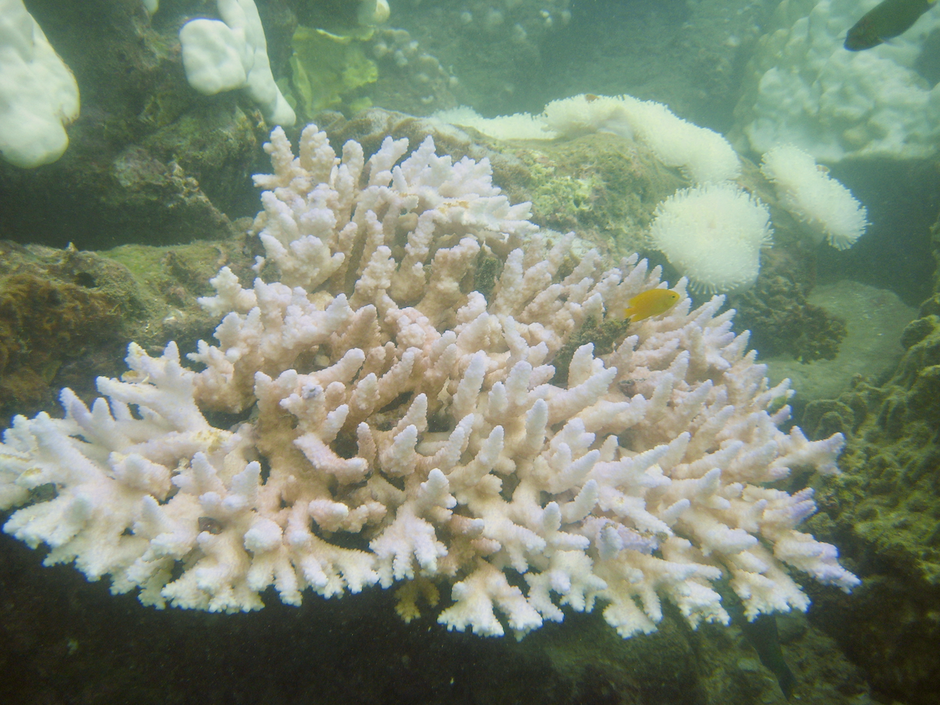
[0,124,858,639]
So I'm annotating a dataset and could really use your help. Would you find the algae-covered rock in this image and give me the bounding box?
[0,242,130,424]
[517,133,685,259]
[806,310,940,583]
[0,235,254,426]
[764,280,915,405]
[798,290,940,704]
[733,249,848,365]
[0,0,274,250]
[289,25,379,119]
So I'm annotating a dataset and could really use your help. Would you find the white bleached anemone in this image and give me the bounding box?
[543,94,741,185]
[760,145,868,250]
[648,183,773,294]
[432,105,551,141]
[617,97,741,185]
[436,94,741,185]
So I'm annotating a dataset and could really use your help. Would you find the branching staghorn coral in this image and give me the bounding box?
[0,125,858,639]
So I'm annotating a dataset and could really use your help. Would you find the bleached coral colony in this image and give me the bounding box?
[0,125,858,638]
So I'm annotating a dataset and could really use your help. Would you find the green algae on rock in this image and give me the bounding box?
[0,237,254,427]
[797,291,940,705]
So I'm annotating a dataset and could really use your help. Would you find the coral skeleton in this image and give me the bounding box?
[0,0,80,167]
[735,0,940,162]
[179,0,295,125]
[0,125,858,638]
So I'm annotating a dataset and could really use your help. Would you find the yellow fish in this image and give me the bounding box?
[624,289,680,322]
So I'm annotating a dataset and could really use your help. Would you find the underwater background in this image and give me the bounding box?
[1,0,939,703]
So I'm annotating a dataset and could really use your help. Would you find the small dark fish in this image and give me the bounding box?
[845,0,936,51]
[726,594,797,699]
[739,614,797,699]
